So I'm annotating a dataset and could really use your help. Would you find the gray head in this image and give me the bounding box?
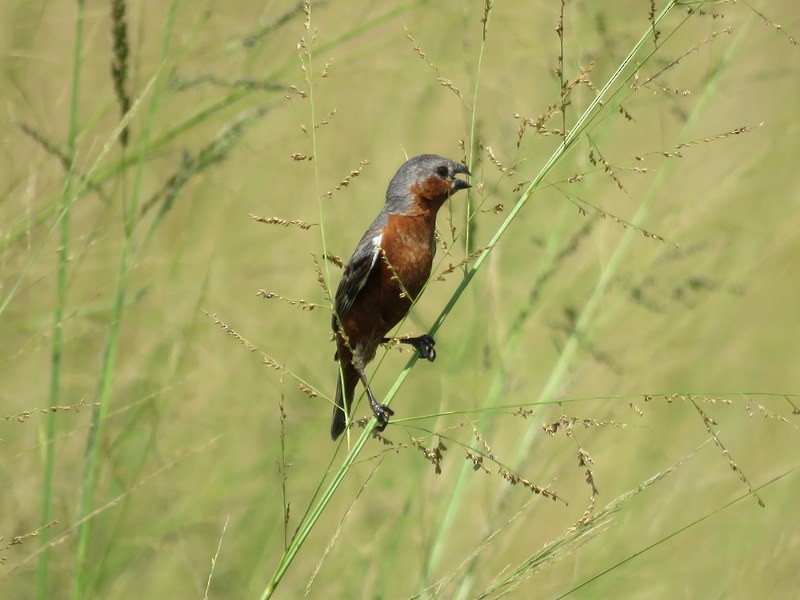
[384,154,471,214]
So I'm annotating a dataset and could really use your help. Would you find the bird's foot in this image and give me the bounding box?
[404,334,436,362]
[369,398,395,432]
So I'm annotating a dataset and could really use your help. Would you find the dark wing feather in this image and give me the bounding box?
[332,213,387,331]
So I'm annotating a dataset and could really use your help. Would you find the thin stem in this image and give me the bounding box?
[38,1,85,598]
[69,3,178,598]
[464,0,493,258]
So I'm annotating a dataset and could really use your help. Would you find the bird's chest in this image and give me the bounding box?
[378,213,436,304]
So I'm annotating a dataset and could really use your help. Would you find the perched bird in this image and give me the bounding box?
[331,154,471,440]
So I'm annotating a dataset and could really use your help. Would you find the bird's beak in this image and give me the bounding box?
[450,163,471,192]
[451,178,471,192]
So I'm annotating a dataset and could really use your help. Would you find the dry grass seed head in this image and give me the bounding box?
[203,310,281,369]
[413,437,447,474]
[637,27,733,90]
[286,85,308,99]
[578,448,599,496]
[297,382,320,399]
[497,466,561,502]
[310,253,332,303]
[465,450,491,473]
[481,0,493,38]
[587,138,627,193]
[481,143,515,176]
[0,521,60,565]
[325,159,369,198]
[322,253,343,268]
[747,4,798,45]
[314,106,336,129]
[435,245,490,282]
[250,214,315,230]
[405,28,466,104]
[675,123,761,149]
[690,398,765,507]
[471,425,495,460]
[4,399,99,423]
[514,104,563,147]
[544,414,628,437]
[257,289,322,311]
[567,193,673,246]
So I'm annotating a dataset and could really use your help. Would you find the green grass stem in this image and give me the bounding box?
[37,2,85,598]
[69,3,178,598]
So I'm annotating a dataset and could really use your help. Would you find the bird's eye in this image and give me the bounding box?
[435,165,449,178]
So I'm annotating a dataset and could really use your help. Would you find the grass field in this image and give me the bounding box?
[2,1,799,598]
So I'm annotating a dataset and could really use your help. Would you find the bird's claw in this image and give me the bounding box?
[407,334,436,362]
[370,401,395,432]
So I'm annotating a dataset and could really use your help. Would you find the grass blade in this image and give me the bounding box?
[37,1,85,598]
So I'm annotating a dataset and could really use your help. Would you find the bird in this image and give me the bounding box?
[330,154,471,440]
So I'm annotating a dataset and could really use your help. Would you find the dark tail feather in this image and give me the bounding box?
[331,365,358,440]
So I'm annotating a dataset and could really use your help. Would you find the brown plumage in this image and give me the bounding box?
[331,154,471,440]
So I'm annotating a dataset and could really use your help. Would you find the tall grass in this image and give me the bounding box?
[263,2,690,595]
[69,4,179,598]
[38,2,86,598]
[1,1,798,598]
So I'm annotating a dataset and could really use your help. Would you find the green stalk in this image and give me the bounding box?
[260,418,377,598]
[464,0,492,256]
[37,1,85,598]
[69,3,178,598]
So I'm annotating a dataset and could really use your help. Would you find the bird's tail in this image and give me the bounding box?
[331,362,359,440]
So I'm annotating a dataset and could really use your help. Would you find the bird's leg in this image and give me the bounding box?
[382,334,436,362]
[355,365,394,431]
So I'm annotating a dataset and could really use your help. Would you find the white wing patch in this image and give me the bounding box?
[349,233,382,298]
[351,233,381,295]
[369,233,383,269]
[333,231,384,328]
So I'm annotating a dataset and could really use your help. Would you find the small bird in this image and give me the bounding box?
[331,154,471,440]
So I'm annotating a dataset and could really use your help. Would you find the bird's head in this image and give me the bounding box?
[384,154,471,215]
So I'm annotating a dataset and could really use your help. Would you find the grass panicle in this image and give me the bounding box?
[110,0,132,148]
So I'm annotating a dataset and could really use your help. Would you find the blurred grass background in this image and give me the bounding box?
[1,1,799,598]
